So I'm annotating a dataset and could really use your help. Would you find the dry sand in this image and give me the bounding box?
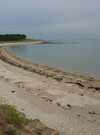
[0,40,46,47]
[0,50,100,135]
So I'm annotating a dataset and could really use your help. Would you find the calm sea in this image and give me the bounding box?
[0,22,99,78]
[6,37,100,79]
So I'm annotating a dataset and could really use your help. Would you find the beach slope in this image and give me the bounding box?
[0,49,100,135]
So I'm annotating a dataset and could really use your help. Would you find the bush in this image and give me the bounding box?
[0,104,28,127]
[4,126,18,135]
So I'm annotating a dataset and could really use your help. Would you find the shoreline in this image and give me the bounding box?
[0,48,100,135]
[0,48,100,91]
[0,40,48,47]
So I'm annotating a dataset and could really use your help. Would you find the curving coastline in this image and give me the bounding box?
[0,47,100,135]
[0,48,100,92]
[0,40,48,47]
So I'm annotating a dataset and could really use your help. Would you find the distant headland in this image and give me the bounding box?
[0,34,27,41]
[0,34,48,46]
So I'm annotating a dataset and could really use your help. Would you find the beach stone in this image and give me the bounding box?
[95,87,100,92]
[79,93,84,96]
[41,128,59,135]
[53,76,63,81]
[11,90,16,93]
[26,119,59,135]
[88,111,96,115]
[27,119,46,130]
[67,104,72,108]
[76,81,84,88]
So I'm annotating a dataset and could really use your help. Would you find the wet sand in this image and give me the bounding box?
[0,48,100,135]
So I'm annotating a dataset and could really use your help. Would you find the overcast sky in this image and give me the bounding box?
[0,0,99,38]
[0,0,99,23]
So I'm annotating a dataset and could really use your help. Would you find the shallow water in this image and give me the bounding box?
[6,39,100,78]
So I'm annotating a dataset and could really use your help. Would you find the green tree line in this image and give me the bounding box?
[0,34,26,41]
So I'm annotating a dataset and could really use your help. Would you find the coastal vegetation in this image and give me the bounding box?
[0,103,59,135]
[0,104,28,134]
[0,34,47,45]
[0,34,26,42]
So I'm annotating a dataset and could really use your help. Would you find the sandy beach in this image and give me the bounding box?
[0,40,47,47]
[0,48,100,135]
